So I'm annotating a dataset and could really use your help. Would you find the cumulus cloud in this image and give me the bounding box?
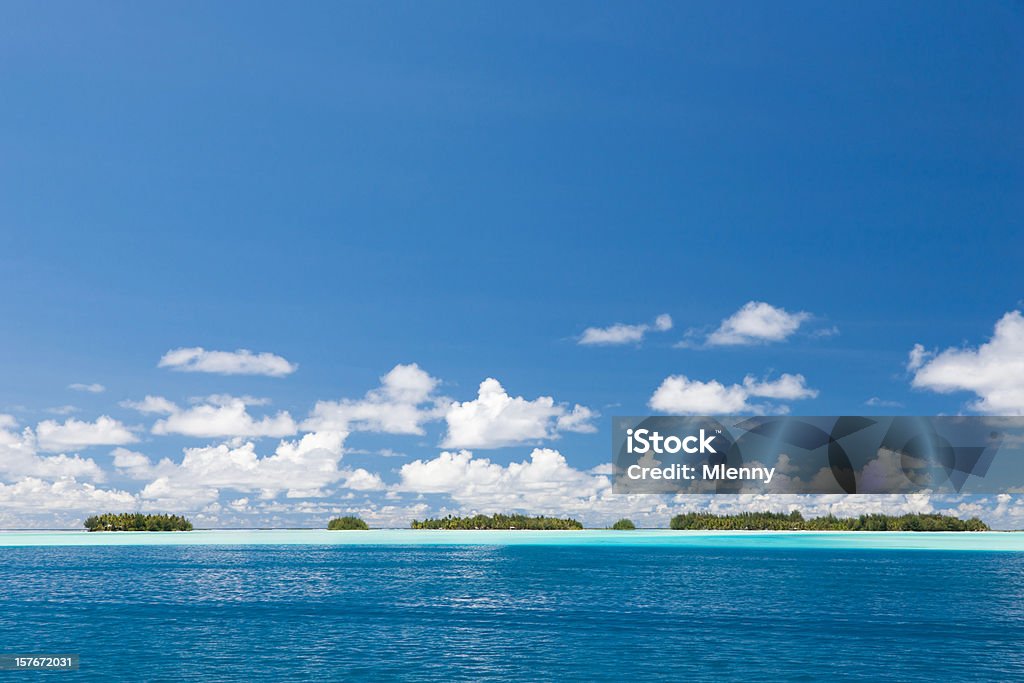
[741,374,817,400]
[442,378,597,449]
[149,395,297,439]
[158,347,297,377]
[555,404,598,433]
[0,418,105,482]
[302,363,448,435]
[110,447,166,480]
[706,301,810,346]
[398,448,607,507]
[909,310,1024,414]
[393,447,682,524]
[341,468,386,491]
[35,416,137,452]
[139,431,350,504]
[0,477,135,513]
[68,383,105,393]
[649,373,817,414]
[121,395,178,415]
[578,313,673,346]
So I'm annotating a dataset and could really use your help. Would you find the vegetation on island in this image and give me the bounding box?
[84,513,193,532]
[411,514,583,530]
[669,511,989,532]
[611,518,636,530]
[327,516,369,530]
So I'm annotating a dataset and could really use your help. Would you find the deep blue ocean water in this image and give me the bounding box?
[2,540,1024,681]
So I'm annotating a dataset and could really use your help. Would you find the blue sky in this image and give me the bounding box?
[1,2,1022,527]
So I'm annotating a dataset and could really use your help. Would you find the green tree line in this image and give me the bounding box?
[83,513,193,532]
[411,513,583,530]
[327,516,369,530]
[669,510,989,531]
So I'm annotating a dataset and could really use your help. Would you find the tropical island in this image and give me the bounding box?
[611,518,636,530]
[669,511,989,531]
[411,514,583,530]
[327,516,369,530]
[84,513,193,532]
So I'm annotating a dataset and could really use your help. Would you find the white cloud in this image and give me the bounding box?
[110,447,167,480]
[302,363,447,435]
[555,404,599,433]
[442,378,597,449]
[741,374,817,400]
[342,468,386,491]
[202,394,271,407]
[11,454,104,482]
[150,395,297,439]
[35,416,138,452]
[46,405,79,416]
[393,447,681,525]
[909,310,1024,414]
[121,395,178,415]
[158,347,297,377]
[649,373,817,414]
[111,447,151,472]
[373,363,439,403]
[0,419,105,482]
[810,325,840,339]
[706,301,810,346]
[578,313,673,346]
[140,431,350,503]
[650,376,748,413]
[865,397,904,408]
[68,383,105,393]
[0,477,135,513]
[398,448,607,508]
[907,343,930,371]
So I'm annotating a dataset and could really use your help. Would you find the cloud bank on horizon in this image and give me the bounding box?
[3,307,1024,530]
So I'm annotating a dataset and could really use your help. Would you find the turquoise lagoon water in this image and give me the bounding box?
[3,528,1024,550]
[2,531,1023,680]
